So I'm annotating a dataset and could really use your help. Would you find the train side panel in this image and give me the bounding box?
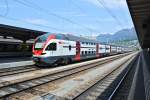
[99,44,106,57]
[80,42,97,60]
[105,45,111,56]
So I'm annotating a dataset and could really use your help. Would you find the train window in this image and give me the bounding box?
[89,51,91,54]
[85,51,87,54]
[69,45,71,51]
[82,51,84,55]
[106,48,109,50]
[100,47,103,49]
[0,44,4,52]
[34,42,45,50]
[46,42,57,51]
[36,34,50,42]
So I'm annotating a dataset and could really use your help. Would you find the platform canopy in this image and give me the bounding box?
[0,24,47,42]
[127,0,150,49]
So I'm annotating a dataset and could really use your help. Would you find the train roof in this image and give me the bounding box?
[40,33,129,48]
[66,34,99,43]
[43,33,100,43]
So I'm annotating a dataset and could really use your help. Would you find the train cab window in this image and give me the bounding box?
[69,45,71,51]
[46,42,57,51]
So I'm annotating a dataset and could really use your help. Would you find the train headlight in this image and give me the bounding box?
[41,53,46,55]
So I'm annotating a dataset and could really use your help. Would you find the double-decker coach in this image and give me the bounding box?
[32,33,100,66]
[32,33,128,66]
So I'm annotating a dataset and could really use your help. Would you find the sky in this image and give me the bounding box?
[0,0,134,36]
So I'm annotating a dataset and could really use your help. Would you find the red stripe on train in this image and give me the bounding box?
[75,41,81,61]
[33,34,56,55]
[96,43,100,58]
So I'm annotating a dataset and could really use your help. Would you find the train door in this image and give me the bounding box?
[96,43,99,57]
[45,42,57,56]
[75,41,80,61]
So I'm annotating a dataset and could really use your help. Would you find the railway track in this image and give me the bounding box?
[0,54,128,78]
[0,53,129,99]
[72,53,139,100]
[0,65,39,77]
[111,54,139,100]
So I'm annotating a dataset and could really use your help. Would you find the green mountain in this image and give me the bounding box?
[96,27,137,43]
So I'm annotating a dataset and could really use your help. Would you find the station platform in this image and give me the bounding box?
[0,52,32,58]
[0,57,34,69]
[128,51,150,100]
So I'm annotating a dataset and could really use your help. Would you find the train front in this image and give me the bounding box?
[32,33,56,66]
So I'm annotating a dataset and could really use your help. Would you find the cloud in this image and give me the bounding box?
[82,0,127,8]
[24,18,48,25]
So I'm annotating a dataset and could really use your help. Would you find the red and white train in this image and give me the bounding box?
[32,33,132,66]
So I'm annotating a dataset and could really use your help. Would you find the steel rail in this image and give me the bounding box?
[0,53,129,99]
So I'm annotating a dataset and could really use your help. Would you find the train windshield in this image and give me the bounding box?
[36,34,49,42]
[34,34,49,50]
[34,42,45,50]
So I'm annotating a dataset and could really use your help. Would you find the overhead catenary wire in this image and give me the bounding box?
[0,0,126,35]
[70,0,105,35]
[70,0,103,25]
[14,0,101,33]
[96,0,124,28]
[0,15,66,32]
[70,0,127,33]
[69,0,104,37]
[114,0,132,26]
